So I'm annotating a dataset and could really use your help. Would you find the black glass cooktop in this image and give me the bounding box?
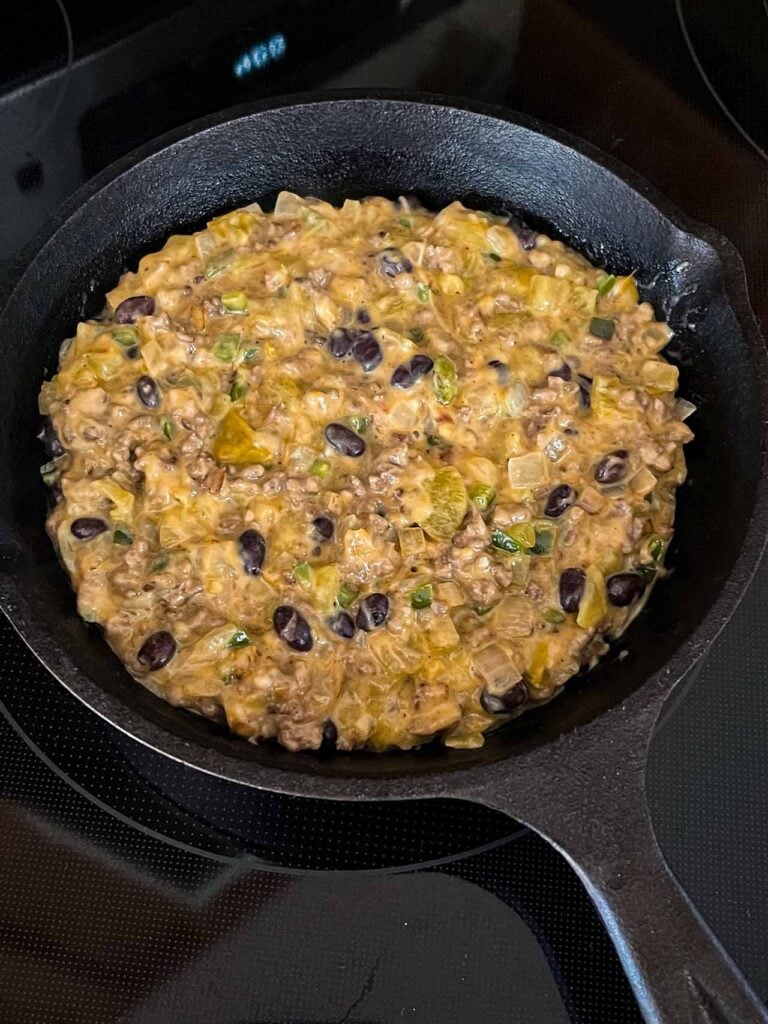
[2,2,767,1022]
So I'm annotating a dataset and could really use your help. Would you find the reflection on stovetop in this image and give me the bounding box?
[0,612,642,1023]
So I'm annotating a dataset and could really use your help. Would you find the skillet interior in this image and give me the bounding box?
[0,94,764,788]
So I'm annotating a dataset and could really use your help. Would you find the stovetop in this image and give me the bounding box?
[2,2,767,1022]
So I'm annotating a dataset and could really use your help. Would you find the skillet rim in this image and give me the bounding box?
[1,88,767,802]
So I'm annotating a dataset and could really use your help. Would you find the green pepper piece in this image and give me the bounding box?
[336,582,358,608]
[596,274,616,298]
[213,333,240,362]
[487,252,502,262]
[433,355,458,405]
[549,329,569,348]
[161,418,173,440]
[543,608,565,624]
[530,527,554,555]
[150,550,169,573]
[635,564,657,583]
[229,374,248,402]
[243,346,261,364]
[310,458,331,479]
[589,317,615,341]
[410,583,433,610]
[416,283,430,303]
[222,291,248,312]
[398,216,411,228]
[491,528,521,554]
[408,327,424,344]
[426,433,451,449]
[649,536,665,561]
[293,561,311,586]
[345,415,369,435]
[227,628,250,649]
[469,483,496,511]
[113,528,133,546]
[112,327,139,348]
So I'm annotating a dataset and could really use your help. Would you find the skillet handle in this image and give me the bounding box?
[480,766,768,1024]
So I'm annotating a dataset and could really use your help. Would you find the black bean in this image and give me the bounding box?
[508,215,537,250]
[136,375,160,409]
[607,573,647,607]
[325,423,366,457]
[328,611,356,639]
[238,529,266,575]
[390,354,434,389]
[481,680,528,714]
[329,328,354,359]
[38,418,64,457]
[320,718,338,750]
[380,248,413,277]
[578,376,592,409]
[544,485,576,518]
[70,517,108,540]
[137,630,177,671]
[549,364,572,381]
[357,309,371,324]
[356,593,389,631]
[312,516,334,541]
[115,295,155,323]
[594,449,629,485]
[351,332,382,372]
[559,568,587,613]
[273,605,313,652]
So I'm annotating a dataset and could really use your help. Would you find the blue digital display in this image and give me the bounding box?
[233,32,287,79]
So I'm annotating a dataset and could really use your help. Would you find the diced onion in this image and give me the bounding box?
[273,191,307,219]
[507,451,548,488]
[435,581,464,607]
[640,360,679,393]
[506,381,529,418]
[493,595,533,637]
[675,398,697,421]
[630,466,657,497]
[472,643,522,689]
[529,274,570,313]
[427,616,460,652]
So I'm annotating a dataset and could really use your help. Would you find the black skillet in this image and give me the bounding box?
[1,93,767,1023]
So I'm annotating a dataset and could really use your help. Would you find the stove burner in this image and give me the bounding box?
[677,0,768,164]
[0,615,521,871]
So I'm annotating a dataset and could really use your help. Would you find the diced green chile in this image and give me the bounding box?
[433,355,458,405]
[410,583,433,609]
[589,317,615,341]
[227,628,250,649]
[491,528,521,554]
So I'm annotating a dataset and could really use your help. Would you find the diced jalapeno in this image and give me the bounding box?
[416,283,430,303]
[336,582,358,608]
[213,333,240,361]
[487,252,502,262]
[345,415,369,434]
[491,528,521,554]
[543,608,565,624]
[229,374,248,401]
[293,561,311,586]
[530,527,554,555]
[227,628,250,649]
[150,550,170,573]
[112,327,139,348]
[113,528,133,546]
[310,458,331,479]
[589,317,615,340]
[410,583,433,610]
[469,483,496,511]
[649,535,665,561]
[161,419,173,440]
[408,327,424,344]
[222,291,248,312]
[549,329,569,348]
[596,274,616,298]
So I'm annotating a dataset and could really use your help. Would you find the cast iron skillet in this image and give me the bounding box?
[1,92,767,1023]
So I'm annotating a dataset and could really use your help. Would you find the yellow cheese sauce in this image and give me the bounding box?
[39,194,692,751]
